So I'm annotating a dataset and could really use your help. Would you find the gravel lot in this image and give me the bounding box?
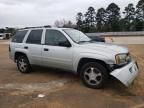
[0,40,144,108]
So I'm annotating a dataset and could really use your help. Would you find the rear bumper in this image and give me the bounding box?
[110,60,139,87]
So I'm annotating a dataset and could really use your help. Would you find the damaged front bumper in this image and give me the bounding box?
[110,60,139,87]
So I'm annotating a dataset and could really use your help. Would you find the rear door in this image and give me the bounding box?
[24,29,43,65]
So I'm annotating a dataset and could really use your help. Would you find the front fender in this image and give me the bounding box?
[73,52,115,72]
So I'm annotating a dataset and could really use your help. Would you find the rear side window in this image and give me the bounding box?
[12,30,28,43]
[26,29,43,44]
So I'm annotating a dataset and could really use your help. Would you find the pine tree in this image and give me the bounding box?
[136,0,144,31]
[123,3,136,31]
[84,7,96,32]
[96,8,106,32]
[106,3,121,32]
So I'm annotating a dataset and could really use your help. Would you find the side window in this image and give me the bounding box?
[26,29,43,44]
[45,30,68,46]
[12,30,28,43]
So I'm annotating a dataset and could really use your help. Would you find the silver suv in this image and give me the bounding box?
[9,27,139,88]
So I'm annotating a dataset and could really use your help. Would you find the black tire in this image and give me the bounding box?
[17,55,31,73]
[80,62,108,89]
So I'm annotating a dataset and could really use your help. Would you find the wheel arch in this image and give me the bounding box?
[77,58,110,75]
[14,52,28,62]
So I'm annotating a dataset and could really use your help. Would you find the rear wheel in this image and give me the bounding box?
[17,55,31,73]
[80,62,108,89]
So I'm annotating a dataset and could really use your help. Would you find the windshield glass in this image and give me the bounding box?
[63,29,91,43]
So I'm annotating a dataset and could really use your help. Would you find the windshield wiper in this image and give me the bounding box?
[78,40,95,43]
[78,40,95,44]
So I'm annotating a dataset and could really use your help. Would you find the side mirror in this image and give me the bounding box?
[58,41,71,47]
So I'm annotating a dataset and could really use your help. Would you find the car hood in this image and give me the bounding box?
[78,42,128,54]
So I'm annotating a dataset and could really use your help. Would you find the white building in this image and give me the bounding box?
[0,33,11,40]
[0,33,5,40]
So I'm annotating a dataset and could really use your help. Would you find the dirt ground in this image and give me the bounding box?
[0,41,144,108]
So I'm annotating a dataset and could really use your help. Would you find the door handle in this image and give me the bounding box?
[24,46,28,49]
[44,48,49,51]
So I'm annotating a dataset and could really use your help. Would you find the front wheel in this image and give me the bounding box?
[80,62,108,89]
[17,55,31,73]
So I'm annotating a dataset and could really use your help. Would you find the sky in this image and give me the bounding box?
[0,0,139,28]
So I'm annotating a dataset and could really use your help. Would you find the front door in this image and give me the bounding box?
[42,29,73,70]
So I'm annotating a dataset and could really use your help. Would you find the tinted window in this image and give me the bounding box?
[12,30,28,43]
[45,30,68,46]
[26,29,43,44]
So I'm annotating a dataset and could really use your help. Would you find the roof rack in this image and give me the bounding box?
[21,25,52,29]
[44,25,52,28]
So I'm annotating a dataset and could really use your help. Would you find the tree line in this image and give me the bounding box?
[0,0,143,34]
[76,0,144,33]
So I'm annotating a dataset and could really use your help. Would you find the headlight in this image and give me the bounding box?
[115,53,131,65]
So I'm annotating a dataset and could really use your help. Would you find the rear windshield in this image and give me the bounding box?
[12,30,28,43]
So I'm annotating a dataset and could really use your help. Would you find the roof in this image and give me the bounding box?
[19,26,71,31]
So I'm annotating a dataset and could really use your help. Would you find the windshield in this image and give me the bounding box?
[63,29,91,43]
